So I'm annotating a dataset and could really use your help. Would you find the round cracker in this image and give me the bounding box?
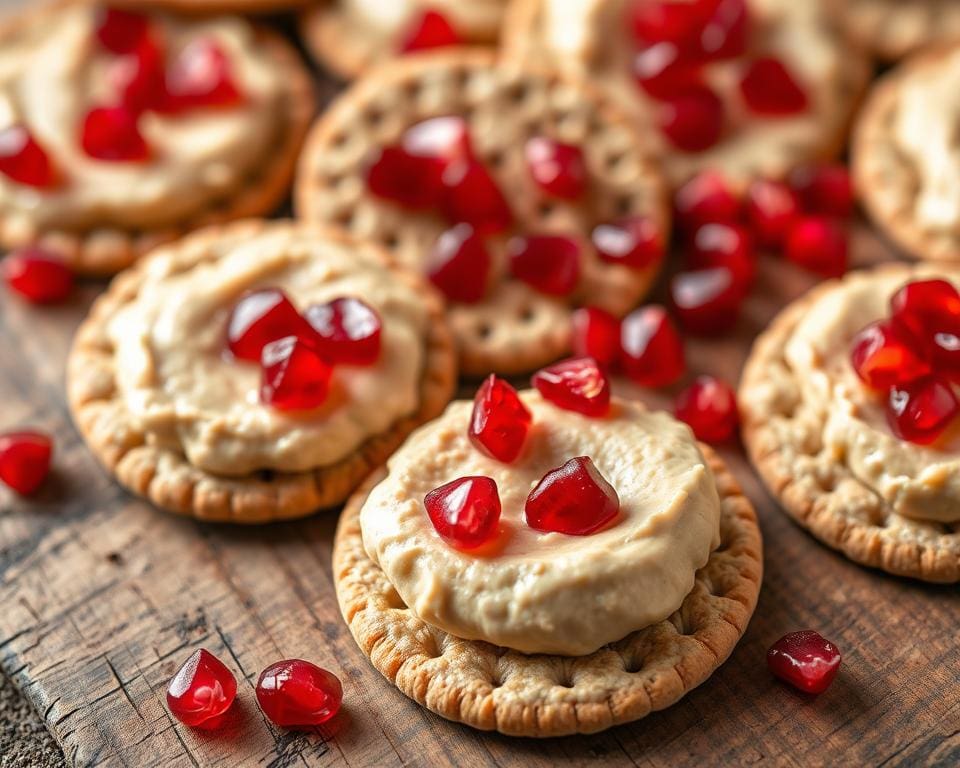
[107,0,314,15]
[67,219,458,523]
[829,0,960,62]
[295,50,670,376]
[333,445,762,737]
[739,265,960,583]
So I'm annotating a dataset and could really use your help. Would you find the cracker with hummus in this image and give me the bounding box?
[67,220,457,522]
[830,0,960,62]
[295,51,669,375]
[0,2,314,276]
[740,265,960,583]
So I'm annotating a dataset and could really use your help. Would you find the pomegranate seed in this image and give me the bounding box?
[366,146,445,210]
[687,223,756,287]
[427,223,491,304]
[789,164,854,219]
[887,377,959,445]
[699,0,749,60]
[440,158,513,234]
[674,375,739,442]
[469,375,532,463]
[571,307,621,366]
[525,137,587,200]
[424,475,502,548]
[658,85,724,152]
[260,336,332,411]
[0,125,56,188]
[532,357,610,417]
[256,659,343,727]
[226,289,313,363]
[767,630,841,695]
[674,171,741,231]
[740,57,808,116]
[304,297,382,366]
[671,266,744,334]
[619,305,686,387]
[0,431,52,496]
[399,9,461,53]
[166,649,237,729]
[592,216,664,270]
[850,321,932,390]
[891,279,960,376]
[508,235,580,296]
[403,116,470,158]
[162,39,242,113]
[629,0,712,47]
[111,36,166,114]
[3,248,73,304]
[633,42,703,100]
[94,7,149,54]
[745,179,801,247]
[525,456,620,535]
[80,106,149,162]
[784,216,848,277]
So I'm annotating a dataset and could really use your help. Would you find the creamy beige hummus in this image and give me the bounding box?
[360,393,721,656]
[341,0,504,43]
[786,267,960,524]
[107,226,430,477]
[0,5,281,231]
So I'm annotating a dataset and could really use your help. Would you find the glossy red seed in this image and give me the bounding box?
[671,266,744,334]
[3,248,73,304]
[891,280,960,377]
[658,85,724,152]
[0,432,52,496]
[629,0,712,47]
[525,137,587,200]
[850,321,932,390]
[571,307,621,366]
[789,164,854,219]
[887,377,959,445]
[592,216,664,270]
[784,216,848,277]
[0,125,56,188]
[674,375,739,442]
[508,235,580,296]
[698,0,749,60]
[94,7,149,54]
[226,289,313,363]
[525,456,620,535]
[403,116,471,161]
[304,297,382,366]
[441,158,513,234]
[399,9,462,53]
[260,336,332,411]
[366,146,445,210]
[633,42,703,100]
[162,39,242,113]
[424,475,502,548]
[111,35,166,114]
[674,171,741,231]
[427,223,491,304]
[767,630,841,695]
[256,659,343,727]
[532,357,610,417]
[745,179,801,247]
[80,107,149,162]
[619,305,686,387]
[688,222,756,287]
[469,375,532,463]
[166,649,237,728]
[740,57,808,116]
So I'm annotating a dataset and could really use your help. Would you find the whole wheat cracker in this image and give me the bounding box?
[829,0,960,62]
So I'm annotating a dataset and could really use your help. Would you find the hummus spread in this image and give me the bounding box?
[360,393,722,656]
[107,226,430,477]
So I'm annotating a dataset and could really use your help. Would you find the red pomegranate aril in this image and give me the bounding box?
[304,297,382,366]
[424,475,502,548]
[402,116,471,162]
[226,288,313,363]
[532,357,610,417]
[629,0,712,47]
[890,279,960,345]
[3,248,73,304]
[0,431,52,496]
[619,305,686,387]
[256,659,343,727]
[674,171,741,231]
[80,106,149,162]
[0,125,56,189]
[571,307,621,367]
[111,36,166,114]
[427,223,491,304]
[745,178,801,247]
[166,649,237,728]
[698,0,749,60]
[784,216,848,277]
[740,57,808,116]
[887,377,959,445]
[592,216,663,270]
[675,375,739,442]
[162,39,242,113]
[469,375,532,463]
[94,7,149,54]
[850,321,931,390]
[789,164,854,219]
[525,456,620,535]
[633,42,703,100]
[688,222,756,287]
[671,266,744,335]
[525,137,587,200]
[366,146,446,210]
[508,234,580,296]
[260,336,332,411]
[399,9,462,53]
[767,630,841,695]
[658,85,724,152]
[441,158,513,234]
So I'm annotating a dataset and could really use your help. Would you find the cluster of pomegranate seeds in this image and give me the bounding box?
[0,431,52,496]
[767,630,841,695]
[167,649,237,728]
[532,357,611,417]
[525,456,620,535]
[469,375,532,463]
[674,375,739,442]
[424,475,502,549]
[256,659,343,727]
[525,137,587,200]
[591,216,664,269]
[398,9,462,54]
[3,248,74,304]
[0,125,57,189]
